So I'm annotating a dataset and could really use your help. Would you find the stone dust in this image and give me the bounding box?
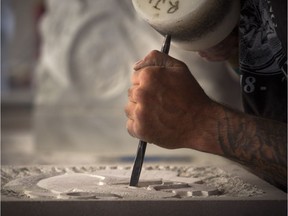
[1,165,264,200]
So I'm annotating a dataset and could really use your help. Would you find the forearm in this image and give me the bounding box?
[126,50,287,190]
[216,104,287,191]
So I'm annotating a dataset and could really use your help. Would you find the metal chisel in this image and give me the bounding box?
[129,35,171,186]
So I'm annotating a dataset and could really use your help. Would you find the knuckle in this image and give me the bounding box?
[134,105,144,121]
[134,122,147,140]
[127,87,132,97]
[140,68,153,83]
[127,87,134,101]
[131,71,139,84]
[124,104,130,116]
[134,87,149,103]
[140,67,161,84]
[147,50,160,59]
[135,105,148,122]
[132,107,154,142]
[126,120,135,138]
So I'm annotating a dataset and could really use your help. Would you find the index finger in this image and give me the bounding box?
[133,50,184,71]
[131,69,140,85]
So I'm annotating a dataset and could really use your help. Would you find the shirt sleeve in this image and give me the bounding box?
[239,0,287,122]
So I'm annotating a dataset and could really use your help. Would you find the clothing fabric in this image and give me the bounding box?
[239,0,287,122]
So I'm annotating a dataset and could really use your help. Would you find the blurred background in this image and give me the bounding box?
[1,0,242,165]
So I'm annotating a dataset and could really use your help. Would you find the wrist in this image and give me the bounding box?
[184,100,225,156]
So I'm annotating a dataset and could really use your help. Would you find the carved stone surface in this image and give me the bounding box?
[2,165,267,200]
[2,165,286,216]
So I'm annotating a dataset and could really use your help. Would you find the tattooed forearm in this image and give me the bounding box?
[217,108,287,191]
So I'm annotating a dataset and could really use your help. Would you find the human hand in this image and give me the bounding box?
[125,50,222,153]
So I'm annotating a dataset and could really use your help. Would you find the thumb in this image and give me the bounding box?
[133,50,185,70]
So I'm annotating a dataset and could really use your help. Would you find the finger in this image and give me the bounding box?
[126,119,136,138]
[132,68,156,88]
[128,86,137,103]
[125,101,137,120]
[126,107,144,140]
[133,50,184,71]
[128,85,152,104]
[131,68,158,86]
[131,70,140,85]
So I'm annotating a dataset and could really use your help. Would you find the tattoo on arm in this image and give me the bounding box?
[217,109,287,191]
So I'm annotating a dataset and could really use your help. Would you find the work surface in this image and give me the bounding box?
[1,164,287,216]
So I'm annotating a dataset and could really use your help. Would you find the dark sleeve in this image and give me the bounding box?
[239,0,287,123]
[270,0,287,53]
